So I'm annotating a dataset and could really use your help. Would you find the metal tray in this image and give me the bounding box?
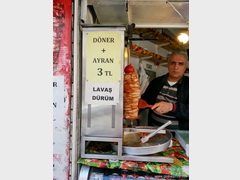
[111,129,172,155]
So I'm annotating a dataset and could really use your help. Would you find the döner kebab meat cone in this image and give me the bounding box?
[123,64,141,120]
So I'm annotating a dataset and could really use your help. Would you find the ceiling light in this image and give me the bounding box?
[177,33,189,44]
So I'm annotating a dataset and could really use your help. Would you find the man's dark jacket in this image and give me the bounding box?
[141,74,189,130]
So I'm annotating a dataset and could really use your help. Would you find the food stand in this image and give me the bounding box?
[76,24,189,179]
[53,0,189,179]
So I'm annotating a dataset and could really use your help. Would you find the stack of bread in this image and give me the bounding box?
[123,131,149,146]
[123,131,141,146]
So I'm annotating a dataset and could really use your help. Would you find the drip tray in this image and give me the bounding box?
[111,129,172,155]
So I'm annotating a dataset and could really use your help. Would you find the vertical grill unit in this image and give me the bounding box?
[80,26,125,160]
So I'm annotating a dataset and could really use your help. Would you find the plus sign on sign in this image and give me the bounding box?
[86,31,122,83]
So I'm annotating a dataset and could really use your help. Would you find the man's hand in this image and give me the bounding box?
[151,102,173,114]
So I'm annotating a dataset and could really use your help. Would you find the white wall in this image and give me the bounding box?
[129,57,168,78]
[129,56,140,73]
[156,65,168,77]
[157,45,170,57]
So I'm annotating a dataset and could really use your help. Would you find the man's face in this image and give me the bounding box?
[167,54,187,81]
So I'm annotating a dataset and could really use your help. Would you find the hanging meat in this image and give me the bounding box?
[123,64,141,120]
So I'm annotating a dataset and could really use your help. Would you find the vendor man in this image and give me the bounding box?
[141,51,189,130]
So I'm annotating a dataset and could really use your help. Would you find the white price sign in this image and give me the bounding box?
[85,82,120,105]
